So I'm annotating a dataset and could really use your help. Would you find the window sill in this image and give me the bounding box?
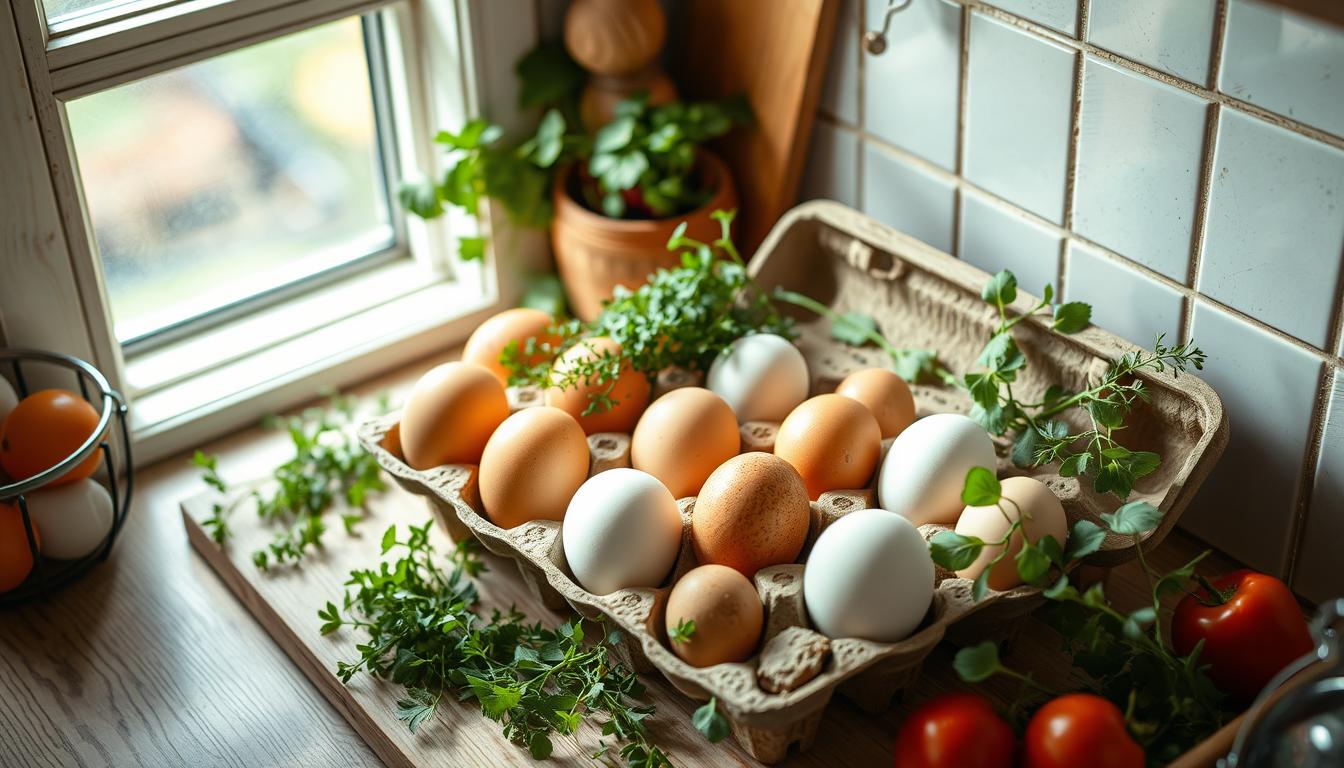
[127,260,497,464]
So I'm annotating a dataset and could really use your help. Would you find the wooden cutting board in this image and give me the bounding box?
[671,0,841,255]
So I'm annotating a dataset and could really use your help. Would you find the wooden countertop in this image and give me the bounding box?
[0,351,1243,767]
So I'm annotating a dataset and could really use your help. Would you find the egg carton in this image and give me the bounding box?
[360,411,1047,762]
[357,201,1228,762]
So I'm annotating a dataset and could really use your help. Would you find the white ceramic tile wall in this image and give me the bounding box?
[1198,110,1344,349]
[1088,0,1217,84]
[1292,375,1344,603]
[806,0,1344,598]
[863,0,962,170]
[964,13,1075,223]
[1073,58,1207,281]
[1065,241,1183,347]
[862,143,956,253]
[1221,0,1344,138]
[959,188,1060,295]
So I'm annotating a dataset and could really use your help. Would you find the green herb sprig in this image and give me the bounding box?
[323,522,672,767]
[668,618,696,645]
[502,210,794,413]
[193,392,388,570]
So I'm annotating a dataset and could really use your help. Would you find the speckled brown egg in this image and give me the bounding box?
[479,407,590,528]
[545,337,651,434]
[835,368,916,439]
[631,388,739,499]
[774,394,881,500]
[692,452,810,576]
[462,308,560,385]
[400,362,509,469]
[664,564,763,667]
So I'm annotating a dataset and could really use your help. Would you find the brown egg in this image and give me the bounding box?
[955,476,1068,592]
[399,362,509,469]
[664,564,763,667]
[692,452,810,576]
[479,407,590,528]
[774,394,881,500]
[835,368,916,439]
[462,308,560,385]
[545,337,651,434]
[631,388,738,499]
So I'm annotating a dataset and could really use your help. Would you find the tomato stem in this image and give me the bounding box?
[1193,573,1235,607]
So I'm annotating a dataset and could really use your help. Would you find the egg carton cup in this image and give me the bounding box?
[357,201,1228,762]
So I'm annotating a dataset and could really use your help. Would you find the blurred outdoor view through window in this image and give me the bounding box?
[66,17,394,344]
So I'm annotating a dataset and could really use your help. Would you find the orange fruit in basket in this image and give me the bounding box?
[0,389,103,487]
[0,502,39,593]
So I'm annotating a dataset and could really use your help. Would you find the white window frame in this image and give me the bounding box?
[0,0,548,464]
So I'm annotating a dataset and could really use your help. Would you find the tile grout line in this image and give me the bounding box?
[1182,103,1221,346]
[948,0,1344,151]
[1284,364,1334,586]
[951,3,971,257]
[1058,0,1087,297]
[855,0,867,213]
[818,113,1344,371]
[1207,0,1228,90]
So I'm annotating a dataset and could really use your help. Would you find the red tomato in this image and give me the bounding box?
[1172,569,1312,703]
[893,692,1014,768]
[1023,694,1143,768]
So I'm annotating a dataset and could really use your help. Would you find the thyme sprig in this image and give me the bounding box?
[322,522,673,767]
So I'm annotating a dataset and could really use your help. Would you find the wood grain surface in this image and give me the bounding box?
[0,351,1244,768]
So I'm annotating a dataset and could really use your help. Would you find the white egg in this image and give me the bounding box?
[706,334,809,423]
[877,413,996,526]
[803,508,933,642]
[0,376,17,425]
[562,468,682,595]
[25,479,114,560]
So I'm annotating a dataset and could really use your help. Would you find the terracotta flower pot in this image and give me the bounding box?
[551,150,738,321]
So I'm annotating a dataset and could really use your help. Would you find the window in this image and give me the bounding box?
[1,1,543,462]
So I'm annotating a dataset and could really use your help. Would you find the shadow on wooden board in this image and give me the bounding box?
[670,0,840,257]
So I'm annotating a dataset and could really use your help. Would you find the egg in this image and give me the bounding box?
[0,376,18,425]
[0,389,103,486]
[803,508,934,642]
[706,334,809,423]
[0,501,37,593]
[545,337,651,434]
[24,479,114,560]
[774,394,881,500]
[462,308,560,385]
[562,468,682,595]
[835,368,916,439]
[665,564,763,667]
[399,362,509,470]
[692,452,810,576]
[479,407,590,528]
[955,476,1068,592]
[877,413,996,526]
[631,388,739,498]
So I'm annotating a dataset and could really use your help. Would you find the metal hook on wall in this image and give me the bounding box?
[863,0,914,55]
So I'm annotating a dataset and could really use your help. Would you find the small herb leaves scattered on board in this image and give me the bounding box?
[194,392,388,569]
[321,522,672,767]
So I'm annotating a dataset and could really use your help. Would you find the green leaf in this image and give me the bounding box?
[1064,519,1106,561]
[981,269,1018,307]
[692,697,730,743]
[1088,399,1126,429]
[972,569,992,602]
[961,466,1001,506]
[395,689,437,733]
[1037,534,1064,566]
[1011,428,1039,468]
[398,178,444,219]
[890,348,943,385]
[531,109,567,167]
[1052,302,1092,333]
[964,372,1000,410]
[594,116,636,153]
[528,732,554,759]
[1101,501,1162,535]
[669,618,696,644]
[1043,575,1078,601]
[381,526,397,555]
[457,236,486,263]
[1015,541,1052,585]
[1124,606,1157,640]
[831,312,878,346]
[953,641,1002,683]
[515,41,584,108]
[977,332,1025,373]
[929,531,985,571]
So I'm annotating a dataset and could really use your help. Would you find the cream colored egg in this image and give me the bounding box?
[706,334,809,423]
[562,468,683,595]
[955,476,1067,592]
[25,478,114,560]
[877,413,996,525]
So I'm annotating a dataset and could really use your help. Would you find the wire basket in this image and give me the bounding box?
[1,349,133,606]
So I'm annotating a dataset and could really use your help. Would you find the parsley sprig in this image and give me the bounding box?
[502,210,794,412]
[322,521,673,767]
[193,392,388,569]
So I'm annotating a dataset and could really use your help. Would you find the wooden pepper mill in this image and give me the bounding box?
[564,0,678,130]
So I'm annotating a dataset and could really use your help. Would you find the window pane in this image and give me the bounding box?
[66,17,394,344]
[44,0,128,24]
